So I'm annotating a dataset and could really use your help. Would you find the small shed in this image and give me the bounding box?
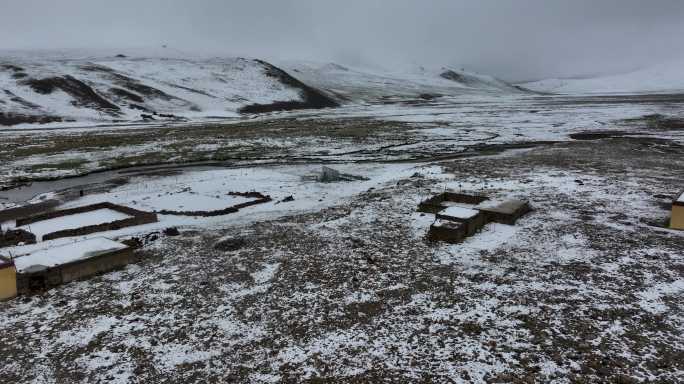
[0,258,17,301]
[476,199,531,225]
[420,191,532,245]
[428,219,468,244]
[672,191,684,230]
[436,206,486,236]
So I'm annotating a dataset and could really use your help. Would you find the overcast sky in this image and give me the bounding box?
[2,0,683,81]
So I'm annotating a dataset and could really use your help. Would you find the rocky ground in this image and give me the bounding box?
[1,134,683,382]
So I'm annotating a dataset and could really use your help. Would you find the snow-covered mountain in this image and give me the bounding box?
[0,52,338,126]
[521,60,684,94]
[279,61,526,102]
[0,50,528,127]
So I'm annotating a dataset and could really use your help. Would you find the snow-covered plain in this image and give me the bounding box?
[2,91,683,187]
[522,59,684,94]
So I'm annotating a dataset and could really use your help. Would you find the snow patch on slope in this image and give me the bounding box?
[278,60,525,102]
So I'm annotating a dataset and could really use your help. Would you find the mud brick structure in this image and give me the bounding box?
[672,191,684,230]
[421,191,532,244]
[428,219,468,244]
[477,199,531,225]
[418,192,488,214]
[13,239,135,295]
[436,206,487,237]
[0,199,60,222]
[16,202,158,241]
[0,258,17,301]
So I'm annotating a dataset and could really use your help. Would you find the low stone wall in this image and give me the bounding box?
[16,266,61,295]
[60,247,136,284]
[418,192,488,214]
[16,202,158,242]
[16,202,155,227]
[156,192,272,217]
[0,199,60,222]
[16,247,135,295]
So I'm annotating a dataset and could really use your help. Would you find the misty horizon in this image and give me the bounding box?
[2,0,684,82]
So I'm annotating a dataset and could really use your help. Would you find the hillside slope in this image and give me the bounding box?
[521,60,684,94]
[278,61,526,102]
[0,53,338,127]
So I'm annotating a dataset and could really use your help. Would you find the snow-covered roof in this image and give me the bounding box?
[438,206,480,220]
[10,238,128,273]
[677,191,684,204]
[476,199,528,214]
[432,219,464,229]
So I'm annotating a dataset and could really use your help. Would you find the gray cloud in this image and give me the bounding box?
[2,0,683,81]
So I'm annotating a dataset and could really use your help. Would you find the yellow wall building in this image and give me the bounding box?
[672,192,684,230]
[0,260,17,301]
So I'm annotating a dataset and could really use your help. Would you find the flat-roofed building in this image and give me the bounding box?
[3,238,134,295]
[436,206,487,237]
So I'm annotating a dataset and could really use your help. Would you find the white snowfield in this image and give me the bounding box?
[438,206,480,220]
[133,192,255,213]
[17,209,132,241]
[0,163,428,253]
[6,237,128,273]
[521,59,684,94]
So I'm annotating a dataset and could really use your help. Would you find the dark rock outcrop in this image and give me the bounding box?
[239,60,339,114]
[22,75,120,114]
